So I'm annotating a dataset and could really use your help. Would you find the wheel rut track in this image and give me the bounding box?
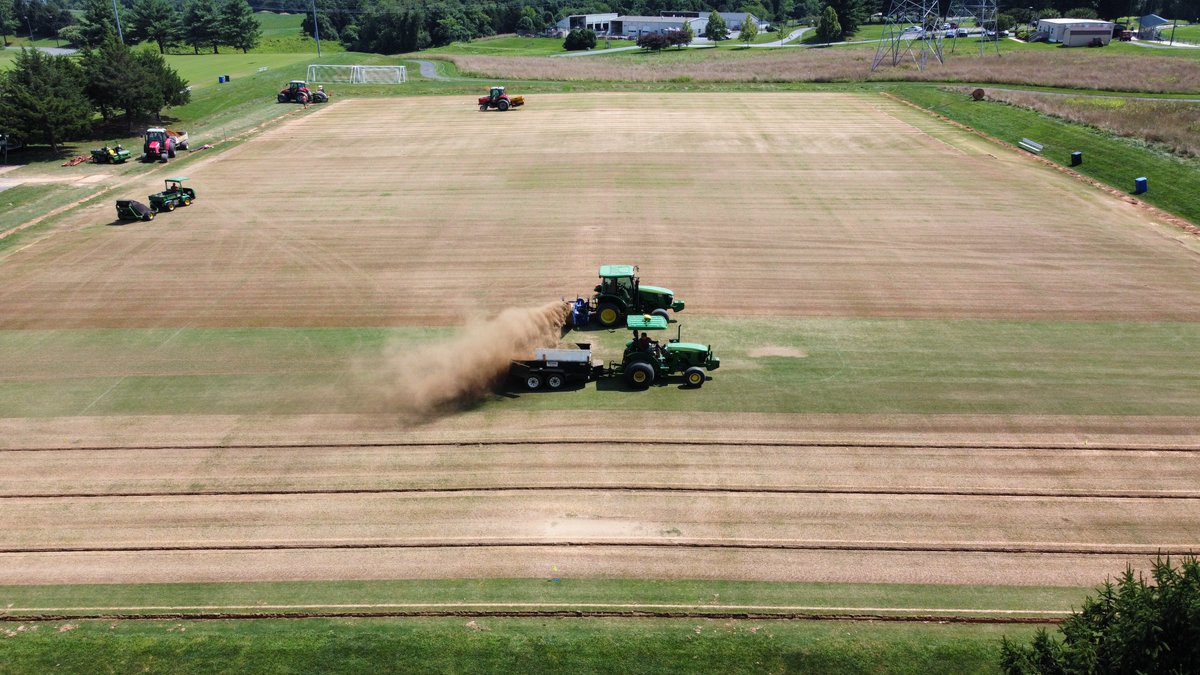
[3,541,1194,556]
[4,485,1198,500]
[0,610,1062,625]
[4,439,1199,453]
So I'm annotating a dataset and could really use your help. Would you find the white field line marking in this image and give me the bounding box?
[3,602,1072,615]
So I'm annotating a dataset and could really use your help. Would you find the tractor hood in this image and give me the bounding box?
[639,284,673,296]
[666,342,708,353]
[639,285,685,311]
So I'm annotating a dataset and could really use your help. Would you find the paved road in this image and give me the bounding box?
[410,59,450,80]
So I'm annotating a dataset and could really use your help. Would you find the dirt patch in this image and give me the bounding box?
[747,346,808,358]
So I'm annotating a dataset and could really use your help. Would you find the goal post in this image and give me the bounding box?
[307,64,407,84]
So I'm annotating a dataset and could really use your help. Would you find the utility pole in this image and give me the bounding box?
[25,15,33,41]
[311,0,322,56]
[111,0,124,42]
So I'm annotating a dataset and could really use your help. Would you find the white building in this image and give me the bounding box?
[557,11,762,38]
[1037,18,1115,46]
[556,13,619,33]
[610,15,705,37]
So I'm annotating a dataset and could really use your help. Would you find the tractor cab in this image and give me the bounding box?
[289,80,307,93]
[489,86,505,102]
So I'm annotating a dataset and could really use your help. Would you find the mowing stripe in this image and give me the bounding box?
[3,440,1198,453]
[2,540,1194,555]
[1,603,1072,615]
[2,486,1197,500]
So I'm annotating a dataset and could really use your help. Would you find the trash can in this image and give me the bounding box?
[1134,177,1148,194]
[1070,151,1082,167]
[218,76,225,83]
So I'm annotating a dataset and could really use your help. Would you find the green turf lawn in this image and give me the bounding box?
[894,86,1200,224]
[254,11,304,37]
[3,317,1199,417]
[427,35,580,56]
[0,615,1030,674]
[0,579,1089,617]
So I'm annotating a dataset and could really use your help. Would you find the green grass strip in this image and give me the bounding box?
[891,86,1200,225]
[0,616,1030,674]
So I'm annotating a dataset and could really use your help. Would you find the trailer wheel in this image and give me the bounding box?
[546,374,565,390]
[144,212,155,222]
[684,367,706,388]
[626,362,655,389]
[597,303,621,328]
[651,308,670,321]
[525,374,543,390]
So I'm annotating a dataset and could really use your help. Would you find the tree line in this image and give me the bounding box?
[1,0,261,53]
[0,0,1193,54]
[0,39,189,151]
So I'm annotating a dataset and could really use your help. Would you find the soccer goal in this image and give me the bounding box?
[307,64,407,84]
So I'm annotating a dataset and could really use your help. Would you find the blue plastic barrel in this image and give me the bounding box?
[1134,177,1148,194]
[218,76,225,83]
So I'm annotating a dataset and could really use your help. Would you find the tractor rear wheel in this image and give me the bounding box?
[651,308,670,321]
[684,367,706,388]
[498,99,510,111]
[626,362,655,389]
[596,303,621,328]
[525,374,543,390]
[547,374,565,390]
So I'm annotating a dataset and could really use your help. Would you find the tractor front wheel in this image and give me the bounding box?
[596,303,621,328]
[480,104,488,112]
[525,374,543,390]
[684,367,706,388]
[651,308,670,321]
[498,99,510,111]
[626,362,655,389]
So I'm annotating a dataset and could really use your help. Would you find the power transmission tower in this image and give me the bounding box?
[871,0,944,71]
[944,0,1001,56]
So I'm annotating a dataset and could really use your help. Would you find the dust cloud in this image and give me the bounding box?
[357,301,570,417]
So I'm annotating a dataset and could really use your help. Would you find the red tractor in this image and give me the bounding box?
[278,80,329,104]
[478,86,525,112]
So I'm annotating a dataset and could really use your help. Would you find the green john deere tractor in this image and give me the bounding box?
[148,177,195,212]
[615,315,719,389]
[91,144,132,164]
[590,265,685,328]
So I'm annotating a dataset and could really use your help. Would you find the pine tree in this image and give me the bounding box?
[816,4,841,41]
[0,49,93,152]
[218,0,260,53]
[128,0,184,54]
[183,0,220,54]
[76,0,120,47]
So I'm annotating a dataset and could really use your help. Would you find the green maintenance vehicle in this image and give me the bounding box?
[510,314,719,391]
[571,265,685,328]
[91,144,132,164]
[148,177,195,212]
[615,314,719,388]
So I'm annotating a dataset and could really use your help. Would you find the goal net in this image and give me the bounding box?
[307,64,407,84]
